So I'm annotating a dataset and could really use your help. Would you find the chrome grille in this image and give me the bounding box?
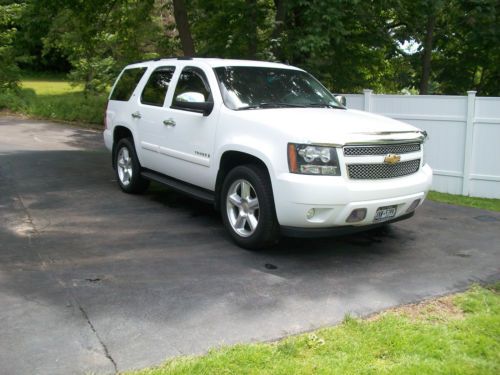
[344,143,421,156]
[348,159,421,180]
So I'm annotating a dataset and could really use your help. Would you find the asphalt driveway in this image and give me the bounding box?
[1,116,499,374]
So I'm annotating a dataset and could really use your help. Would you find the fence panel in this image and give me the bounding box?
[342,91,500,199]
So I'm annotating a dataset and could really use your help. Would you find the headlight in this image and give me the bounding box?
[288,143,341,175]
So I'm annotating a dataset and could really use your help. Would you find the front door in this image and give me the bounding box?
[157,66,219,190]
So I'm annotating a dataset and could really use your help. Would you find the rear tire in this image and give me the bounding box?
[114,138,149,194]
[221,164,280,249]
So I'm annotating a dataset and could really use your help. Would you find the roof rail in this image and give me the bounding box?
[132,56,195,64]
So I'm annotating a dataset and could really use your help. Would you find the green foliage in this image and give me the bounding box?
[190,0,275,59]
[39,0,163,94]
[0,87,32,111]
[1,77,106,126]
[24,91,107,124]
[0,2,25,89]
[278,0,401,93]
[67,56,115,95]
[433,0,500,96]
[4,0,500,97]
[127,286,500,375]
[390,0,500,95]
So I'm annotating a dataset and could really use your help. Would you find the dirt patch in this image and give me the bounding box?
[369,295,464,323]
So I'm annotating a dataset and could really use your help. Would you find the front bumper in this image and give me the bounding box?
[273,164,432,228]
[281,212,414,238]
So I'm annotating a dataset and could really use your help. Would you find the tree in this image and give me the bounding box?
[389,0,448,94]
[434,0,500,96]
[190,0,274,59]
[40,0,160,94]
[0,2,25,89]
[275,0,400,93]
[172,0,195,56]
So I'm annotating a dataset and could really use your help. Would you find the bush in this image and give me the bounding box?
[0,3,25,89]
[0,86,106,126]
[26,92,107,124]
[0,88,34,111]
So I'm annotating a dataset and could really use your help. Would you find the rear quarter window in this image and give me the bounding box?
[110,67,147,101]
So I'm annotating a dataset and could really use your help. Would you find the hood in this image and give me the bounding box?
[229,107,424,145]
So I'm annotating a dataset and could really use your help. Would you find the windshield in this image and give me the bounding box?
[214,66,344,110]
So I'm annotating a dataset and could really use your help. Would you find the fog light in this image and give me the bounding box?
[306,208,315,219]
[346,208,367,223]
[406,199,421,213]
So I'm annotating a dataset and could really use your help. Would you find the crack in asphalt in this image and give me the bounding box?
[12,189,118,374]
[79,306,118,374]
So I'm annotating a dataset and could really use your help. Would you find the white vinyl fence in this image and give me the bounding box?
[343,90,500,199]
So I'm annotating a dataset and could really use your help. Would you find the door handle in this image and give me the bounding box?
[163,119,176,127]
[131,111,142,119]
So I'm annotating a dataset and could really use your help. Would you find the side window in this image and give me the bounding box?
[140,66,176,107]
[110,67,147,101]
[173,67,212,102]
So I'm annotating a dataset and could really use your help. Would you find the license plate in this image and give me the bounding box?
[374,205,397,222]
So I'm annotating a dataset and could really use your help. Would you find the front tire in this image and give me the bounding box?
[221,164,279,249]
[114,138,149,194]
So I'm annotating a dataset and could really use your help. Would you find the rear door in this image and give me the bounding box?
[107,66,147,151]
[133,65,177,172]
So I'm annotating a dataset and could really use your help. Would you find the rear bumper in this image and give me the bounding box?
[103,129,113,151]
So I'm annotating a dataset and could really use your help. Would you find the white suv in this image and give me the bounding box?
[104,58,432,248]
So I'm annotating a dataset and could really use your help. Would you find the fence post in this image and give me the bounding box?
[462,90,476,196]
[363,89,373,112]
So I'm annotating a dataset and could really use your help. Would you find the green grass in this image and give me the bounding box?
[428,191,500,212]
[0,75,106,127]
[21,79,83,95]
[127,285,500,375]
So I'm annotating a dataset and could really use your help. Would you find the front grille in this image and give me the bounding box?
[344,143,421,156]
[347,159,421,180]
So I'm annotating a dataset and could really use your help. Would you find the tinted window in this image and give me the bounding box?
[110,67,147,101]
[214,66,341,110]
[141,66,175,107]
[173,67,212,102]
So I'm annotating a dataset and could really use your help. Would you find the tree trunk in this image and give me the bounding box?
[172,0,195,56]
[271,0,286,60]
[419,13,435,94]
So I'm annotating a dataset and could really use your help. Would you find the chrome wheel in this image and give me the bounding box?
[117,146,133,186]
[226,179,260,237]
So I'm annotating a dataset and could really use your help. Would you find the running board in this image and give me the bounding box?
[141,170,215,204]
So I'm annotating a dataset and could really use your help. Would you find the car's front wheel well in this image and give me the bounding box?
[112,126,133,169]
[215,151,271,211]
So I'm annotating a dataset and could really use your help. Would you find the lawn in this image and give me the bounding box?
[127,285,500,375]
[21,79,83,95]
[0,75,107,127]
[427,191,500,212]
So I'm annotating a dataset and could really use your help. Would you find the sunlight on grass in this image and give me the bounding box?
[21,80,84,95]
[127,285,500,375]
[428,191,500,212]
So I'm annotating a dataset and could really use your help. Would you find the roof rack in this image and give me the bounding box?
[133,56,194,64]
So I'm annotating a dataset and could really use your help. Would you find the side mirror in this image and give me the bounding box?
[176,92,205,103]
[172,92,214,116]
[334,95,347,107]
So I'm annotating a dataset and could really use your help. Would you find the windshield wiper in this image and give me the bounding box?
[237,102,307,110]
[305,103,343,109]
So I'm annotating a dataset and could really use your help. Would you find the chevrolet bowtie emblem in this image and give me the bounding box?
[384,154,401,165]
